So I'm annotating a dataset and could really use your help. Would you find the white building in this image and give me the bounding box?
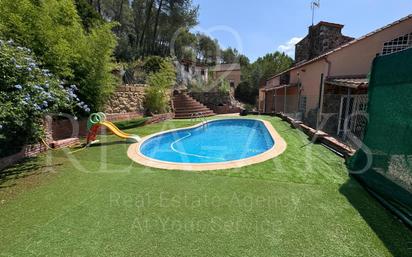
[176,59,208,86]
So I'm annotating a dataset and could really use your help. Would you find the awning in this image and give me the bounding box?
[326,75,368,89]
[263,84,297,91]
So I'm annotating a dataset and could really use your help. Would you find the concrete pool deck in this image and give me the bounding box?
[127,118,287,171]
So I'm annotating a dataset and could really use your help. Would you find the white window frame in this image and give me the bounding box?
[382,33,412,56]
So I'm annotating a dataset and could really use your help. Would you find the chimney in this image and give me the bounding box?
[294,21,354,63]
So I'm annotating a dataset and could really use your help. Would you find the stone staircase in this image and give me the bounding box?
[173,92,215,119]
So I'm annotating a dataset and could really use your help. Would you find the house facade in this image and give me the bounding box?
[176,60,241,91]
[211,63,241,89]
[260,15,412,135]
[176,59,208,86]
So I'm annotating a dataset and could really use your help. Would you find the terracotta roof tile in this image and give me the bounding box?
[326,75,369,89]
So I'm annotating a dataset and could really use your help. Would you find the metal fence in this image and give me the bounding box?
[262,93,368,148]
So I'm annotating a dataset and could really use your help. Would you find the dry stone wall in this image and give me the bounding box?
[190,92,231,106]
[104,85,146,114]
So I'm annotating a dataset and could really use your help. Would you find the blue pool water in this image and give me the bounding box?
[140,119,275,163]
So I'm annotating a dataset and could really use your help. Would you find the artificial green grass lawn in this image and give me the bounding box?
[0,116,411,257]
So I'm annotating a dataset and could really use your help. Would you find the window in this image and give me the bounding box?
[184,64,189,72]
[382,33,412,56]
[201,69,205,76]
[230,80,235,88]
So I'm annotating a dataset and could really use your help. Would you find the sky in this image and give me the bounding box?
[191,0,412,61]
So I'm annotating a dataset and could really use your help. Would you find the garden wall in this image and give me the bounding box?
[211,105,241,114]
[0,144,49,170]
[190,92,241,114]
[0,112,174,170]
[104,84,146,114]
[144,113,175,124]
[190,92,231,106]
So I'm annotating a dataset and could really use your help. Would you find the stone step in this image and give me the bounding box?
[174,112,215,119]
[173,101,206,107]
[173,99,202,103]
[174,103,206,108]
[173,96,196,100]
[174,106,209,112]
[172,92,215,119]
[174,108,214,114]
[173,98,198,103]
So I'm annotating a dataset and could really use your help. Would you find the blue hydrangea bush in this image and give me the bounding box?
[0,40,87,156]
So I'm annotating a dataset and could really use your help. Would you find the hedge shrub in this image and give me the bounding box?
[144,59,176,114]
[0,40,84,157]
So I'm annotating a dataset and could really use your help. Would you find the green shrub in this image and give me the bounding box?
[113,118,148,130]
[142,56,164,74]
[0,0,117,112]
[144,59,176,114]
[188,78,230,94]
[187,78,207,92]
[73,23,117,111]
[122,60,148,84]
[244,104,256,112]
[73,0,103,31]
[217,79,230,94]
[235,81,257,105]
[0,40,84,157]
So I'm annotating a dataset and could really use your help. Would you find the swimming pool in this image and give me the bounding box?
[128,119,287,171]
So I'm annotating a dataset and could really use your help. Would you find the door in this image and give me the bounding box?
[337,94,368,139]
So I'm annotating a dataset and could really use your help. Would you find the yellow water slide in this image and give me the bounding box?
[87,113,141,144]
[100,121,141,142]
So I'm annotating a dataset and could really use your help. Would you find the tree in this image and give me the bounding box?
[220,47,250,67]
[138,0,155,54]
[221,47,238,64]
[238,54,250,67]
[196,33,219,65]
[0,0,117,111]
[151,0,164,53]
[90,0,199,60]
[236,52,293,105]
[172,29,197,60]
[74,0,103,31]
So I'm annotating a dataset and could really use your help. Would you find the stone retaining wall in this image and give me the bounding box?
[104,85,146,114]
[211,105,241,114]
[145,113,175,125]
[190,92,232,107]
[189,91,243,114]
[0,144,48,170]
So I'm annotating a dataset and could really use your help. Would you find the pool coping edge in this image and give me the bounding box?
[127,118,287,171]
